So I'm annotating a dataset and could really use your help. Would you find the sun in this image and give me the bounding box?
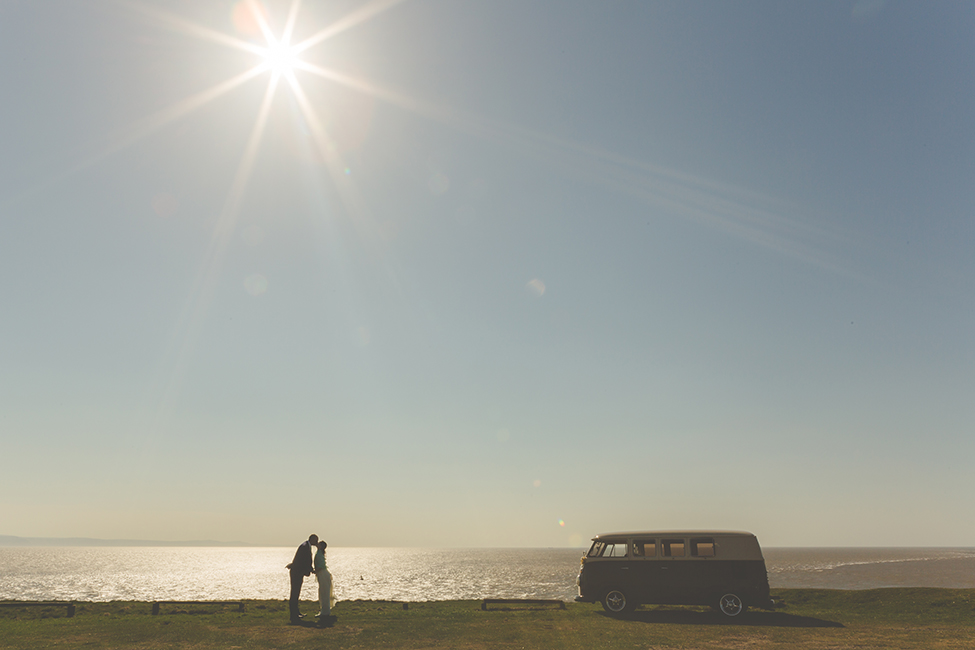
[261,40,300,76]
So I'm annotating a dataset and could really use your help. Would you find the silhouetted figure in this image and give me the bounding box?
[287,534,318,624]
[314,540,336,621]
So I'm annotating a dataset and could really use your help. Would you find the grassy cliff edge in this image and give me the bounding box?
[1,588,973,649]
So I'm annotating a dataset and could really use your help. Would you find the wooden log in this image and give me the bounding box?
[151,601,245,615]
[0,602,76,617]
[481,598,566,611]
[351,599,409,610]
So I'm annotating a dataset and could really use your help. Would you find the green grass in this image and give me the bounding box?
[1,589,974,649]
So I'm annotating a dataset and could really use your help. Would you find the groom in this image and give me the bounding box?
[287,533,318,624]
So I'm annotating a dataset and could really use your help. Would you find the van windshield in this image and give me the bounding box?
[588,541,627,557]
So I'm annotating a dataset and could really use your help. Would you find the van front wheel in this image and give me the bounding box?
[717,592,746,617]
[602,589,633,615]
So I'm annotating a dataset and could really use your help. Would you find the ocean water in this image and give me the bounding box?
[1,546,974,602]
[764,547,975,590]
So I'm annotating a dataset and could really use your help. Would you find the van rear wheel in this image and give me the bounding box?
[602,589,633,615]
[717,592,746,617]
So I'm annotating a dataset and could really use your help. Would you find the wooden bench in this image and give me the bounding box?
[481,598,565,611]
[381,601,409,610]
[346,599,409,610]
[151,601,244,615]
[0,602,76,617]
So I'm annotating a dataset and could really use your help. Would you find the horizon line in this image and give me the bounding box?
[1,536,972,550]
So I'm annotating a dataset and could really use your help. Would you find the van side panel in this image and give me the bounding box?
[580,558,769,606]
[657,559,770,606]
[576,532,771,609]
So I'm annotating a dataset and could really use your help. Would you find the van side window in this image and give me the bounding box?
[605,543,627,557]
[661,539,685,557]
[587,542,606,557]
[633,539,656,557]
[690,538,715,557]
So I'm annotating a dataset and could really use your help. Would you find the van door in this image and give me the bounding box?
[683,537,718,605]
[630,538,662,603]
[605,541,637,593]
[587,541,637,600]
[657,538,688,602]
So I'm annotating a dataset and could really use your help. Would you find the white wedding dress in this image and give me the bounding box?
[315,552,336,616]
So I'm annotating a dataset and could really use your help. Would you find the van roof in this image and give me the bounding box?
[589,531,765,560]
[592,531,757,541]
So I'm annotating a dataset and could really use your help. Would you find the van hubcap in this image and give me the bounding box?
[719,593,744,616]
[605,590,626,612]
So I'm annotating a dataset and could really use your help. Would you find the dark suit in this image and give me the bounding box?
[289,540,314,622]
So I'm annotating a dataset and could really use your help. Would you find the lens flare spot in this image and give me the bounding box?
[244,273,268,296]
[533,479,541,488]
[428,172,450,195]
[559,519,566,527]
[356,326,371,346]
[569,533,583,547]
[526,278,546,297]
[151,192,179,217]
[231,0,267,36]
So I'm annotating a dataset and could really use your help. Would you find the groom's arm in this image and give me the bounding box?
[303,544,314,575]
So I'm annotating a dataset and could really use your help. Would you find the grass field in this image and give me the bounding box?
[1,589,974,649]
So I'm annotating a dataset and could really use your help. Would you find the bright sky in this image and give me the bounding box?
[1,0,973,548]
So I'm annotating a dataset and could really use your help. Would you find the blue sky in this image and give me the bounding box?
[1,0,973,547]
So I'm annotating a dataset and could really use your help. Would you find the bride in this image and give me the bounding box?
[314,540,336,619]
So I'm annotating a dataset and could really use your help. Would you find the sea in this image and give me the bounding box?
[1,547,974,603]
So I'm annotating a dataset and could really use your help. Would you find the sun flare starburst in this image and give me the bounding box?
[260,40,300,76]
[99,0,411,428]
[38,0,832,441]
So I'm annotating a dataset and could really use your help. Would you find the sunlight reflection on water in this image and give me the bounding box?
[0,547,585,602]
[2,546,974,602]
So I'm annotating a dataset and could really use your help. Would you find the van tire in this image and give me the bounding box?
[717,592,746,617]
[602,589,634,615]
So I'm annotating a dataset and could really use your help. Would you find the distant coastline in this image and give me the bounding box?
[0,535,257,547]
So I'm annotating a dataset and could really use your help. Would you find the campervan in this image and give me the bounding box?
[575,530,773,616]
